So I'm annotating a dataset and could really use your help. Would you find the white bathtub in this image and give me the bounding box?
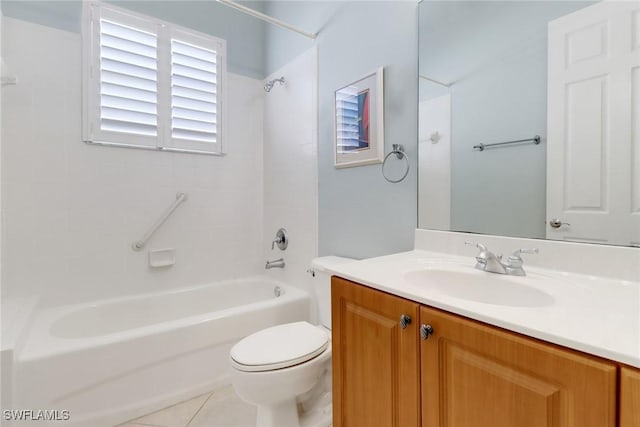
[12,277,309,427]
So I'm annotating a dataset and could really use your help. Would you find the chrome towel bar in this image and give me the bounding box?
[132,192,187,251]
[473,135,541,151]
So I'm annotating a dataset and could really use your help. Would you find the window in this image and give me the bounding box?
[83,2,226,154]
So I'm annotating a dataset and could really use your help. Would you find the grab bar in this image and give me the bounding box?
[132,192,187,251]
[473,135,541,151]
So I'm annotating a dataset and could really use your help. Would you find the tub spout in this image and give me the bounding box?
[265,258,285,269]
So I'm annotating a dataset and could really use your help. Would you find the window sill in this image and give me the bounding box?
[84,140,226,156]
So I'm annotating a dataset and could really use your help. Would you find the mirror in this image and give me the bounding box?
[418,1,640,247]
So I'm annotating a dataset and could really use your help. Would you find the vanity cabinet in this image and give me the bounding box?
[332,277,625,427]
[331,276,420,427]
[621,367,640,427]
[420,305,616,427]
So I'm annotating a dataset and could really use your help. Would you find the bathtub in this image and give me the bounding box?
[12,277,309,427]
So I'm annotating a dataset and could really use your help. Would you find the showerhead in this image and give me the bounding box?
[264,76,285,92]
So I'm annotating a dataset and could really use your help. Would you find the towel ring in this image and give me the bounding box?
[382,144,410,183]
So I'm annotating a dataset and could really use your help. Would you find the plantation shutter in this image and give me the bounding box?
[171,40,218,145]
[99,19,158,137]
[165,27,224,153]
[84,2,225,154]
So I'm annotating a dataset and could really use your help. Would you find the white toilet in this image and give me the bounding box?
[230,256,354,427]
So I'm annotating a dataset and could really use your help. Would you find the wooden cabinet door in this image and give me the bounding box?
[331,277,420,427]
[420,306,617,427]
[621,366,640,427]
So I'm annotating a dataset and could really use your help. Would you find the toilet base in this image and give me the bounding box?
[230,328,333,427]
[257,400,300,427]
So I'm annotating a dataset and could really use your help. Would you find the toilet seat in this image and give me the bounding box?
[231,321,329,372]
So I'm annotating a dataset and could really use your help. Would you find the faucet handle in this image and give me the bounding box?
[464,241,487,252]
[507,248,539,267]
[510,248,539,257]
[271,228,288,250]
[271,236,283,250]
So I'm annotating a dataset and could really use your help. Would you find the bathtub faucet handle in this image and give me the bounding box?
[271,228,288,250]
[271,237,281,250]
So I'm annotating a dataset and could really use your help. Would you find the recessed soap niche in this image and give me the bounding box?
[149,248,176,268]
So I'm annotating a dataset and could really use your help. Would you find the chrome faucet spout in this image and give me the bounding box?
[477,251,507,274]
[465,242,537,276]
[465,241,506,274]
[265,258,285,269]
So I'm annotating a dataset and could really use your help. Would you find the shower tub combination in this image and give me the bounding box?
[10,277,309,426]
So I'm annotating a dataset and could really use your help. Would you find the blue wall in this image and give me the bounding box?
[265,2,419,259]
[1,0,267,78]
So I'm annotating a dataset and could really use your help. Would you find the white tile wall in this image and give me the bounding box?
[1,17,266,306]
[262,48,319,319]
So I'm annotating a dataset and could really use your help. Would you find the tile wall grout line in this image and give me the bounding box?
[184,391,215,427]
[115,419,167,427]
[116,422,165,427]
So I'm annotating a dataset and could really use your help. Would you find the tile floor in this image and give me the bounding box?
[115,386,256,427]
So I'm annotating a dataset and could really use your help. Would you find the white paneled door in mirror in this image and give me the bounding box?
[547,1,640,247]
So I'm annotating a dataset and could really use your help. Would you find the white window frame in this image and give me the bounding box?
[82,1,227,155]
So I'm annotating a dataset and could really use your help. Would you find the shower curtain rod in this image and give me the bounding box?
[216,0,317,40]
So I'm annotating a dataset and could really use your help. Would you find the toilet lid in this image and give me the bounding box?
[230,321,329,372]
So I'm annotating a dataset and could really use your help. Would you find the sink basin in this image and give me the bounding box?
[403,268,554,307]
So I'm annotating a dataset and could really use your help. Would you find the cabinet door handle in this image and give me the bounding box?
[420,324,434,340]
[400,314,412,329]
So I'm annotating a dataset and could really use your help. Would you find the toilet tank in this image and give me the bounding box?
[310,256,355,330]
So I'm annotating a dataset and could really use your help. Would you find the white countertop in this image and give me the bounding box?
[327,249,640,368]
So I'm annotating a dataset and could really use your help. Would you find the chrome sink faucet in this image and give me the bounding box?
[465,242,506,274]
[465,242,538,276]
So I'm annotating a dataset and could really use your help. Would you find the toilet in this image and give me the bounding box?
[230,256,354,427]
